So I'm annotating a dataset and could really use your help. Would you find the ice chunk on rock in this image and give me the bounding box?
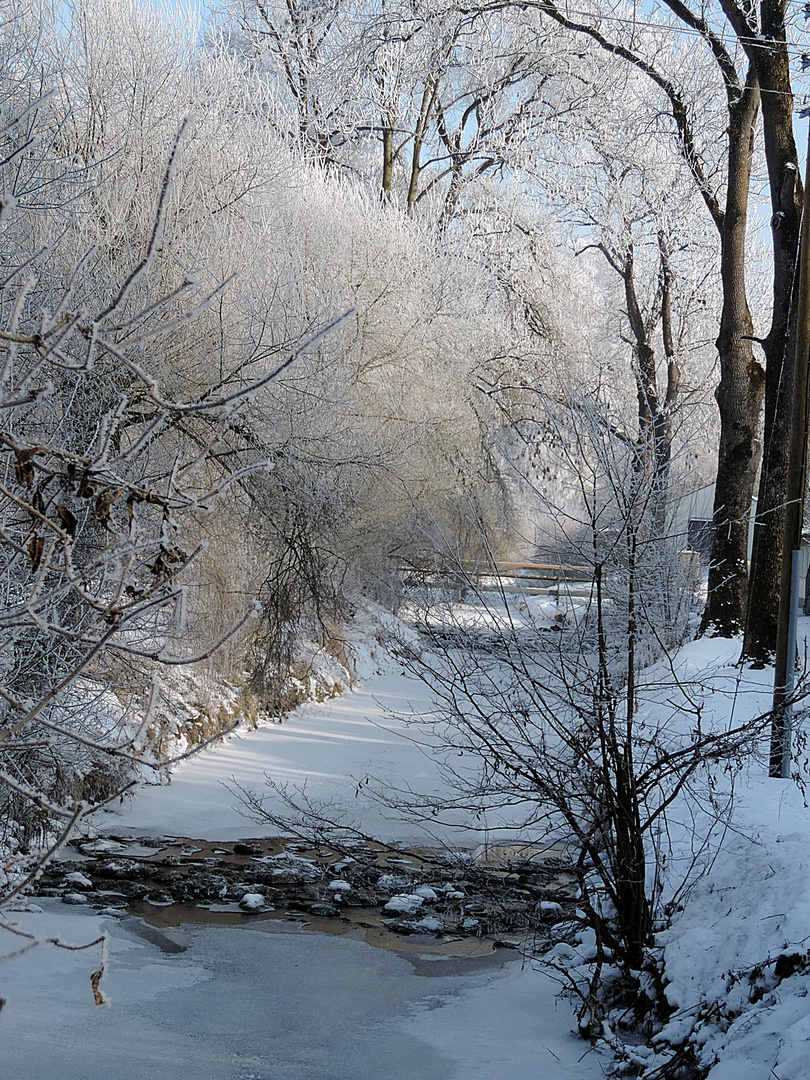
[384,893,425,914]
[327,880,351,892]
[78,839,127,856]
[64,872,93,890]
[377,874,412,892]
[408,916,444,933]
[239,893,271,912]
[413,886,438,901]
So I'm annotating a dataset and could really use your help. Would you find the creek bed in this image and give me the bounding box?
[36,832,579,959]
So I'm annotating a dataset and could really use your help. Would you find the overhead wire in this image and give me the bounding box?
[517,0,810,53]
[515,1,810,104]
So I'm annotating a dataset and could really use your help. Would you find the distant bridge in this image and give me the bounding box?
[400,559,595,597]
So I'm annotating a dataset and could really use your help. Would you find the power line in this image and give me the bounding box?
[519,2,810,104]
[524,1,810,54]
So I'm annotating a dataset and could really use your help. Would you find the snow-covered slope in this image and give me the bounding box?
[610,630,810,1078]
[651,772,810,1080]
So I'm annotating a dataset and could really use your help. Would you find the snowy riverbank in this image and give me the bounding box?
[1,653,605,1080]
[6,619,810,1078]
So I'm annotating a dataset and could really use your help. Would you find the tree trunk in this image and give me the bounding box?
[699,71,763,636]
[743,9,803,662]
[406,80,438,218]
[381,122,394,201]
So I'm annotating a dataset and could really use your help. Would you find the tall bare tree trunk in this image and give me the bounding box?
[699,70,763,635]
[743,8,803,662]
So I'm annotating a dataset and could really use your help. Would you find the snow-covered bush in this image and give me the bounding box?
[0,11,274,887]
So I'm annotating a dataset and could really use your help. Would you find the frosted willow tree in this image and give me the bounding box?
[38,0,518,710]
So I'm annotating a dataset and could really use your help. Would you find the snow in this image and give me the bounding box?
[655,772,810,1079]
[383,893,425,914]
[327,879,352,892]
[413,885,438,901]
[64,871,93,889]
[7,603,810,1078]
[1,614,605,1080]
[238,892,271,911]
[406,587,590,635]
[631,621,810,1079]
[97,665,527,846]
[407,916,445,932]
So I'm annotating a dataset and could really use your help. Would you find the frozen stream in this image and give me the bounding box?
[95,660,537,847]
[2,902,602,1080]
[3,653,606,1079]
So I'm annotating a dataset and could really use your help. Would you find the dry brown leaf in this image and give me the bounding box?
[28,534,44,572]
[90,967,106,1006]
[55,504,78,537]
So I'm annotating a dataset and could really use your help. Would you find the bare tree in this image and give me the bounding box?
[384,393,782,1035]
[0,56,298,907]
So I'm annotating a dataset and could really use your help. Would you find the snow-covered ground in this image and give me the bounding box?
[653,773,810,1080]
[615,630,810,1079]
[1,631,604,1080]
[95,662,529,847]
[5,606,810,1078]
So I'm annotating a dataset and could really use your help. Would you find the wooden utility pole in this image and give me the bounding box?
[771,125,810,778]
